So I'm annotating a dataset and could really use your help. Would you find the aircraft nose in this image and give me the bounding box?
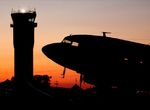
[42,42,79,71]
[42,43,69,66]
[42,43,60,58]
[42,45,48,55]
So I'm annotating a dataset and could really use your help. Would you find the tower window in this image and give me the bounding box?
[28,18,34,22]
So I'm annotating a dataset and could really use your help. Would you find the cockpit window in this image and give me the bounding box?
[72,42,79,47]
[62,39,71,44]
[62,39,79,47]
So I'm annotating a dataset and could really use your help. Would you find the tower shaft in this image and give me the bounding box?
[11,10,37,84]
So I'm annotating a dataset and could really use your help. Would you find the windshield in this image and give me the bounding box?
[62,39,71,44]
[62,39,79,47]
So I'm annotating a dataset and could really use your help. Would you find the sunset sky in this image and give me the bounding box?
[0,0,150,88]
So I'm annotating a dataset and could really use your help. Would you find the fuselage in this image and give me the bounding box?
[42,35,150,88]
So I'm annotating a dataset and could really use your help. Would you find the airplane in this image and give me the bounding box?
[42,32,150,95]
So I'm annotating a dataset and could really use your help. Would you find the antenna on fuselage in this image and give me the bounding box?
[102,32,111,37]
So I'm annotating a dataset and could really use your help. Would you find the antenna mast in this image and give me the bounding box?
[102,32,111,37]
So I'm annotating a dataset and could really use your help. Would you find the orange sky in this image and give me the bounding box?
[0,0,150,89]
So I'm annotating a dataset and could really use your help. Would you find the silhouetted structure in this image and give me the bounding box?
[42,33,150,97]
[10,9,37,95]
[34,75,52,88]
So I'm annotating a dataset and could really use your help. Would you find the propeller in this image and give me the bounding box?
[80,73,84,87]
[61,67,66,78]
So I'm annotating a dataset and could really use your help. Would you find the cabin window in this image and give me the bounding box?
[139,61,143,64]
[123,57,128,63]
[72,42,79,47]
[124,57,128,61]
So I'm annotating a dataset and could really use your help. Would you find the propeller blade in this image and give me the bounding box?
[62,67,66,78]
[80,73,84,87]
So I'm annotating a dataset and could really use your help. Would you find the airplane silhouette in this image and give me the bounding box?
[42,32,150,95]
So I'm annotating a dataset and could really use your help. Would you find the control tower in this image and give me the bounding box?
[10,9,37,87]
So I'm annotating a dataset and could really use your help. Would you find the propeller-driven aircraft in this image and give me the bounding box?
[42,32,150,95]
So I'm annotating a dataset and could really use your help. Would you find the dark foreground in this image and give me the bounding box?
[1,79,150,108]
